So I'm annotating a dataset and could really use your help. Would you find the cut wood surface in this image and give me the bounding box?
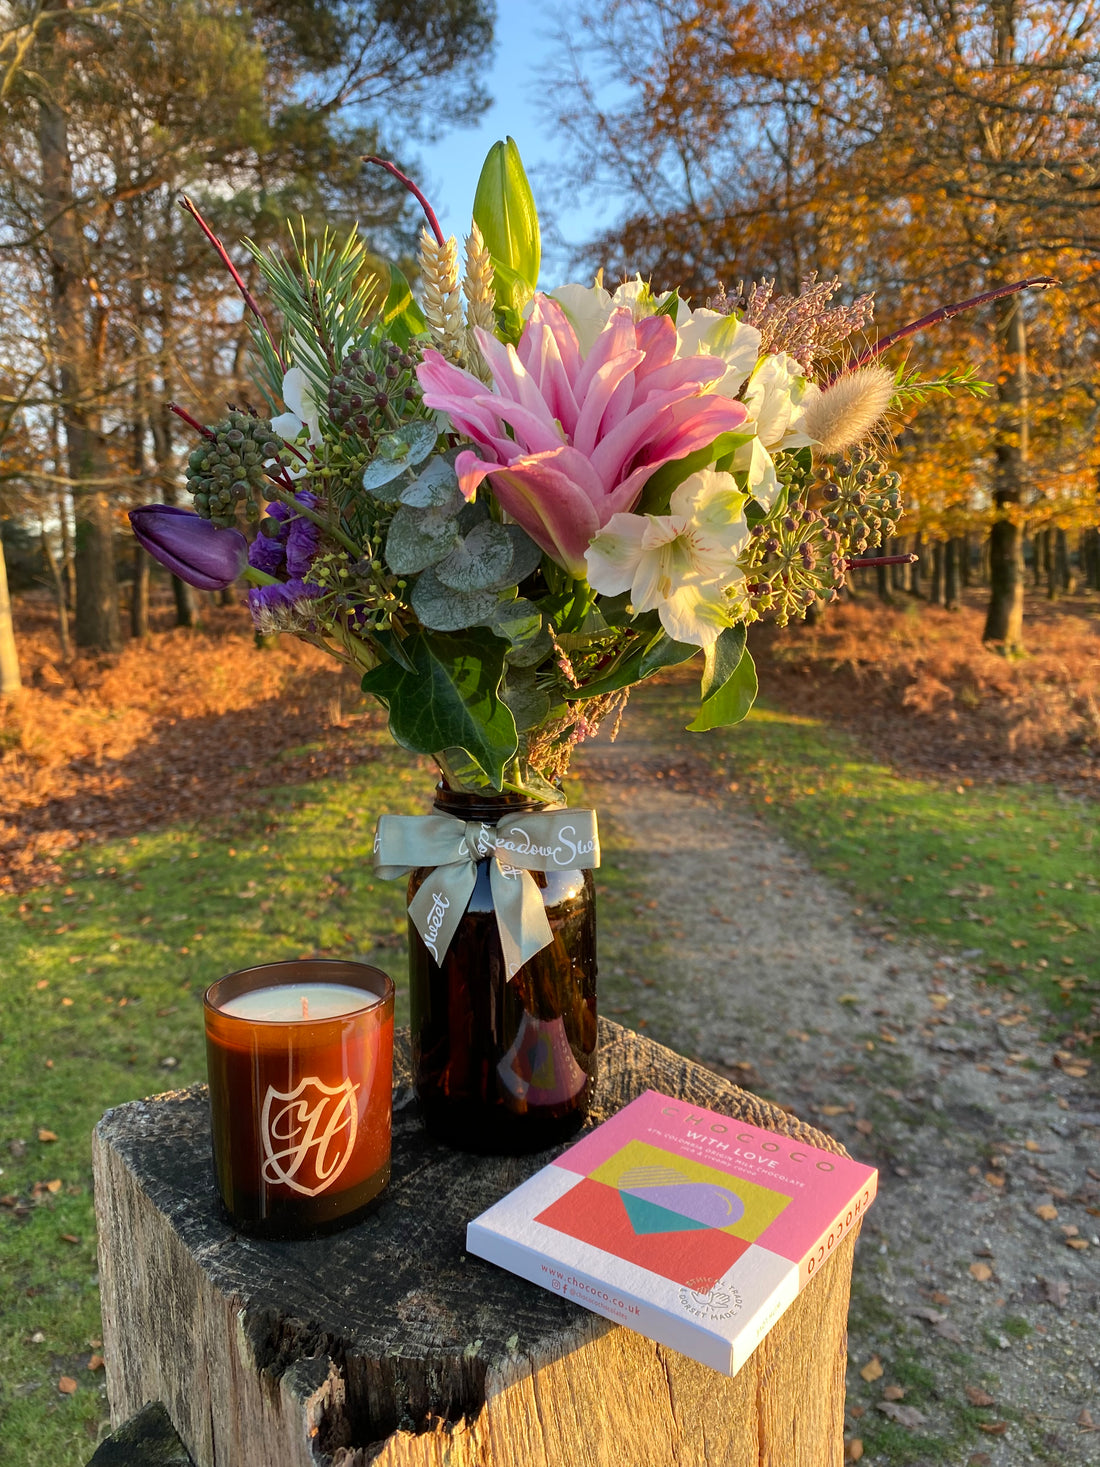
[93,1020,859,1467]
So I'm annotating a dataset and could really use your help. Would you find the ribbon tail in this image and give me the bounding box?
[408,862,477,966]
[490,862,553,979]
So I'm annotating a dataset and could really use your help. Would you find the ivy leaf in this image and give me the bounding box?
[400,457,461,509]
[501,667,551,731]
[384,505,461,575]
[410,567,500,631]
[485,598,550,666]
[639,632,701,679]
[434,521,516,592]
[687,644,758,731]
[361,628,518,786]
[699,624,747,701]
[577,628,697,699]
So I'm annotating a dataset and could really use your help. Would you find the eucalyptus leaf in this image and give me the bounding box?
[363,421,439,492]
[361,628,517,787]
[411,566,500,631]
[502,525,543,584]
[687,645,758,731]
[384,504,462,575]
[457,498,490,533]
[400,456,460,509]
[434,521,516,592]
[485,598,550,666]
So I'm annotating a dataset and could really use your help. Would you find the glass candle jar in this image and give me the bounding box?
[203,959,394,1238]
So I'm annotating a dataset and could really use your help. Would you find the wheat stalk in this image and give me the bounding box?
[462,223,496,382]
[418,226,464,362]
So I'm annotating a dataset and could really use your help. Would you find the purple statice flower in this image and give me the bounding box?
[285,511,321,578]
[247,577,323,634]
[248,529,286,576]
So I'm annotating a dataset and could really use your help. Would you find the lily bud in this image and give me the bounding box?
[129,504,247,590]
[472,136,540,315]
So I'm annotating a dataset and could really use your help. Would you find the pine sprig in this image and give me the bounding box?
[892,363,990,404]
[244,223,380,404]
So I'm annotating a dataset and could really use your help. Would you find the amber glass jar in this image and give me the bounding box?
[408,786,598,1154]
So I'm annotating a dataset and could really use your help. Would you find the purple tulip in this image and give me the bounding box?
[129,505,248,590]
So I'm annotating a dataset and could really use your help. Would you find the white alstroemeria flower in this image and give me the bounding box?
[271,366,322,451]
[548,276,657,356]
[729,352,816,510]
[585,469,750,648]
[673,306,762,399]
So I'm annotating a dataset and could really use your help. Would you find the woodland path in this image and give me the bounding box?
[574,713,1100,1467]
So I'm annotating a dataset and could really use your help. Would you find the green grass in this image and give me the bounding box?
[0,748,426,1463]
[691,698,1098,1030]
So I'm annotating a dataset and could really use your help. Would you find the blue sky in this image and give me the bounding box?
[415,0,601,281]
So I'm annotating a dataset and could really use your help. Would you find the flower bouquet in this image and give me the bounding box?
[132,140,1046,1149]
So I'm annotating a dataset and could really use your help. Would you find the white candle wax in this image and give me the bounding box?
[218,982,378,1023]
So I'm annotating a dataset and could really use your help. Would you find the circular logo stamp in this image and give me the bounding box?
[677,1278,743,1321]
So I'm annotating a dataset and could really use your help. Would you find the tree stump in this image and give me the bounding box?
[93,1021,859,1467]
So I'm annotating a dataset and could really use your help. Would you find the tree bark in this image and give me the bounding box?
[959,533,971,589]
[40,521,72,660]
[0,534,21,695]
[131,544,150,638]
[929,541,943,606]
[983,296,1028,648]
[37,7,120,652]
[909,531,923,597]
[1044,528,1057,600]
[944,538,959,610]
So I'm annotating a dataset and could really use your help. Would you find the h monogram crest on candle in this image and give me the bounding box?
[204,960,394,1238]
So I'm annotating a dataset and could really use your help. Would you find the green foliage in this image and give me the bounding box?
[892,364,990,405]
[686,638,757,731]
[635,430,754,516]
[361,627,518,784]
[246,222,380,402]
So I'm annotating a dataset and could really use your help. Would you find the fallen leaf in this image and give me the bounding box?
[1064,1065,1089,1078]
[57,1376,77,1395]
[1035,1204,1059,1221]
[855,1119,873,1136]
[1066,1237,1089,1250]
[844,1438,864,1461]
[930,1290,951,1305]
[978,1422,1008,1435]
[45,1179,62,1194]
[968,1455,993,1467]
[929,992,950,1009]
[969,1262,993,1282]
[966,1386,996,1407]
[1040,1277,1070,1307]
[860,1356,884,1383]
[850,1405,865,1420]
[985,1172,1005,1188]
[883,1385,906,1401]
[877,1401,927,1428]
[1025,1139,1041,1152]
[37,1129,58,1143]
[87,1354,104,1372]
[59,1233,80,1245]
[821,1104,848,1116]
[1060,1223,1079,1237]
[1078,1408,1098,1431]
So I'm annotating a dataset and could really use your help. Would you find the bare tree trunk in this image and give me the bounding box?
[959,532,971,589]
[131,544,150,637]
[0,533,21,695]
[37,9,120,652]
[944,538,959,610]
[983,296,1028,648]
[909,531,923,597]
[1044,527,1057,600]
[1056,529,1073,593]
[40,520,72,660]
[930,540,943,605]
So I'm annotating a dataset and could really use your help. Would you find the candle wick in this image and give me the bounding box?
[301,996,309,1020]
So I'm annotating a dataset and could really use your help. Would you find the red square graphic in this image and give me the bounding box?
[535,1176,749,1289]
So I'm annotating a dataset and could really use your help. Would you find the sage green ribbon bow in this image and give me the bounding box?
[374,808,600,979]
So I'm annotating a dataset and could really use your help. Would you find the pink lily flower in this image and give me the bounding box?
[416,296,748,575]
